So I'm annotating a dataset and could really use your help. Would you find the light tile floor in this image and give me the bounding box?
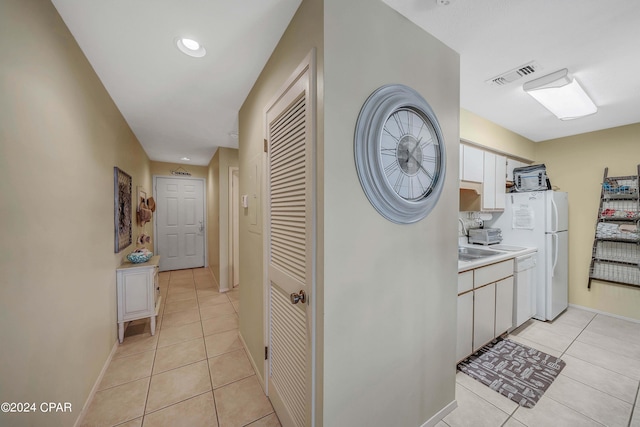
[441,306,640,427]
[82,267,640,427]
[81,267,281,427]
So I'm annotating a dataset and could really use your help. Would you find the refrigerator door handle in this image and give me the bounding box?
[551,233,559,277]
[550,196,559,233]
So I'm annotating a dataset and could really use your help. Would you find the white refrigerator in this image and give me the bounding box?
[487,191,568,321]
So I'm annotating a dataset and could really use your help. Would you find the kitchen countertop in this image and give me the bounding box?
[458,244,537,272]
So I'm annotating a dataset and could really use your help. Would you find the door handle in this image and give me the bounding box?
[198,221,204,233]
[290,290,306,305]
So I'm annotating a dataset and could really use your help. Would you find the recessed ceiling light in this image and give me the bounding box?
[181,157,191,161]
[175,38,206,58]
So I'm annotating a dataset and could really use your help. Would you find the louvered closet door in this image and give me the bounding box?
[266,57,314,427]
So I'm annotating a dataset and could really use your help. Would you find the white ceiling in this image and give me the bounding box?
[52,0,640,166]
[383,0,640,142]
[51,0,302,166]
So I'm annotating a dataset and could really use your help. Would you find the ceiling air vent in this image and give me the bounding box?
[486,61,541,86]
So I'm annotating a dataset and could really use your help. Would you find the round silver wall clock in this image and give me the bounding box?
[354,84,446,224]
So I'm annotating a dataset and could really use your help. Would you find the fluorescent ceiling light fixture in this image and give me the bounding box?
[176,38,206,58]
[523,69,597,120]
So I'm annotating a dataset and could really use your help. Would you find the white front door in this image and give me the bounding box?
[265,52,315,427]
[155,177,205,271]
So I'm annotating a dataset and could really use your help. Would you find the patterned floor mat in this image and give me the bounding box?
[457,338,565,408]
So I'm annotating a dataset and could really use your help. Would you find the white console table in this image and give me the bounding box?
[116,255,161,343]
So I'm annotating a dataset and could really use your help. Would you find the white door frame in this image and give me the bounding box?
[152,175,208,269]
[262,49,316,427]
[228,166,240,288]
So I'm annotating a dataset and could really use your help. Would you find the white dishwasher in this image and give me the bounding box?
[513,253,537,328]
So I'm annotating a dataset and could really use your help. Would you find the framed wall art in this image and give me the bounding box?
[114,167,133,253]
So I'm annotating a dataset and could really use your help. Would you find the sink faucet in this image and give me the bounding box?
[458,218,467,236]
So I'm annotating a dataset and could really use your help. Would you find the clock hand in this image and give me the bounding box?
[407,151,434,180]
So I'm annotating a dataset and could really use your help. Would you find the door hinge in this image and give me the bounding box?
[264,139,268,153]
[265,346,269,360]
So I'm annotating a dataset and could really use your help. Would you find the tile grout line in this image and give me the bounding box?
[558,312,597,359]
[136,270,173,425]
[628,382,639,427]
[547,313,633,427]
[542,394,609,427]
[194,269,222,426]
[102,269,269,427]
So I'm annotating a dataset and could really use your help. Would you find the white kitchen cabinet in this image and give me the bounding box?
[461,145,484,183]
[495,276,514,336]
[482,152,506,211]
[458,270,473,294]
[474,259,513,288]
[456,292,473,362]
[494,154,506,210]
[457,258,515,360]
[116,255,161,343]
[473,282,496,352]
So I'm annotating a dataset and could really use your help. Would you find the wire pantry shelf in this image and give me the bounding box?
[599,199,640,220]
[588,166,640,290]
[596,222,639,241]
[590,260,640,287]
[602,177,638,199]
[593,241,640,264]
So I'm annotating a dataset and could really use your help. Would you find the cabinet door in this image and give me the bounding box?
[494,155,506,210]
[456,292,473,362]
[473,283,496,352]
[462,145,484,182]
[495,276,514,336]
[474,259,513,288]
[121,271,153,320]
[458,270,473,294]
[482,152,496,210]
[459,145,463,181]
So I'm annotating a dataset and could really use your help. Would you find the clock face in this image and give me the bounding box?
[354,84,446,224]
[380,108,441,201]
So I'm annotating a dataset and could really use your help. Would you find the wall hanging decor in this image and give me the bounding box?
[114,167,133,253]
[354,84,446,224]
[171,166,192,176]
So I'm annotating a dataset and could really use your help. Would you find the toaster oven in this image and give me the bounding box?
[468,228,503,245]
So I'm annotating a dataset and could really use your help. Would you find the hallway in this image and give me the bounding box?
[81,267,280,427]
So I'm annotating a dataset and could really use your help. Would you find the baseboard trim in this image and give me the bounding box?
[73,339,119,427]
[419,399,457,427]
[239,331,266,392]
[569,303,640,324]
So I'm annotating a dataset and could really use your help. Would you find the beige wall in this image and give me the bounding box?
[207,153,221,282]
[322,0,459,425]
[150,161,209,180]
[238,0,323,393]
[535,123,640,320]
[241,0,459,424]
[216,148,239,291]
[205,149,239,289]
[461,108,536,160]
[0,1,151,426]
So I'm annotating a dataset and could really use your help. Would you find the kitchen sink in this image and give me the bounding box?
[458,246,502,262]
[489,244,527,252]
